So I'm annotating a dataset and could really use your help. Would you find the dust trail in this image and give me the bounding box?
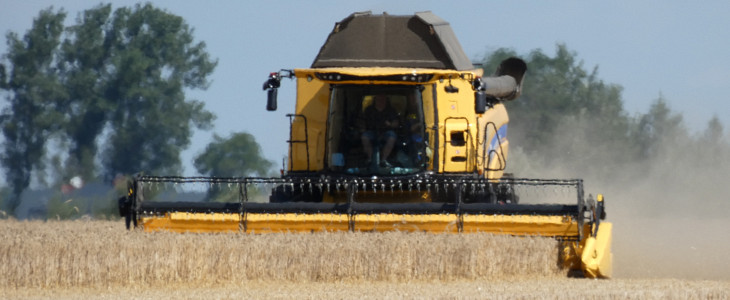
[507,116,730,280]
[607,170,730,280]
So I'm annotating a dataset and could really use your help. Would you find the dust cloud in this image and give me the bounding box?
[606,156,730,280]
[506,117,730,280]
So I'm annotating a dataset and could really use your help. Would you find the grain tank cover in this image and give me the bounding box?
[311,11,474,70]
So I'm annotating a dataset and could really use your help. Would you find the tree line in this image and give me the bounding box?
[482,45,728,180]
[482,46,729,219]
[0,4,270,216]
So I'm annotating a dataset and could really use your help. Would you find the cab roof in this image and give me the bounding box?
[311,11,474,71]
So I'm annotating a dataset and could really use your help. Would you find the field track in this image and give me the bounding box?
[2,219,728,299]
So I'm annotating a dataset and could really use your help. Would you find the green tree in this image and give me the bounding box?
[194,132,273,178]
[58,4,115,180]
[194,132,273,202]
[697,115,728,171]
[1,4,217,216]
[0,8,67,212]
[629,95,686,159]
[702,115,724,143]
[481,45,632,177]
[480,44,730,219]
[484,45,628,150]
[91,3,217,179]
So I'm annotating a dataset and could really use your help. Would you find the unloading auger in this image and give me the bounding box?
[118,11,612,278]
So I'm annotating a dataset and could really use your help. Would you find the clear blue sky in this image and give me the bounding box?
[2,0,729,176]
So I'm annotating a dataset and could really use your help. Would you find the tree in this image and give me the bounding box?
[91,3,217,179]
[629,95,686,159]
[702,115,724,143]
[0,8,67,213]
[1,4,217,216]
[480,44,730,219]
[58,4,115,180]
[697,115,728,170]
[483,45,628,151]
[480,45,632,177]
[194,132,273,202]
[194,132,273,178]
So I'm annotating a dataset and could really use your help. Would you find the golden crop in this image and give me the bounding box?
[1,219,564,288]
[3,219,728,299]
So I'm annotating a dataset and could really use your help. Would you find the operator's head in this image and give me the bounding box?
[374,94,388,110]
[407,93,418,108]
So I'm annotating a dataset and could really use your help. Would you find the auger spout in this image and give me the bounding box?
[477,57,528,101]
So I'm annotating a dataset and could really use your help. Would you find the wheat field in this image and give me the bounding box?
[2,219,728,299]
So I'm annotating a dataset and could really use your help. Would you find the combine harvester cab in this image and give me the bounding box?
[119,11,612,278]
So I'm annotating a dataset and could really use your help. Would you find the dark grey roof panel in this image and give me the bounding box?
[311,11,474,70]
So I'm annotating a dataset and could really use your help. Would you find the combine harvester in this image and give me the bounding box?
[118,11,611,278]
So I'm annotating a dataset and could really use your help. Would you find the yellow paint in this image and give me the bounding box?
[141,213,241,233]
[432,74,479,174]
[245,213,350,233]
[353,213,460,233]
[580,222,613,278]
[442,118,472,172]
[289,67,505,179]
[289,70,330,171]
[462,214,580,237]
[141,211,581,238]
[479,103,509,179]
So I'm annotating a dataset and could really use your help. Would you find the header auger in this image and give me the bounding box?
[118,11,612,278]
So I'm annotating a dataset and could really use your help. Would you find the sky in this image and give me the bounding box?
[1,0,729,177]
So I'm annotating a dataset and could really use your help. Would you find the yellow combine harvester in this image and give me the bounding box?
[118,11,612,278]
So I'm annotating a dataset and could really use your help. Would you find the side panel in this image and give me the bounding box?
[433,76,478,173]
[290,71,331,171]
[581,222,613,278]
[478,103,510,179]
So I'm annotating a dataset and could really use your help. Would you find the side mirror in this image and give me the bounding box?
[262,70,294,112]
[266,88,278,111]
[263,72,282,111]
[475,90,487,114]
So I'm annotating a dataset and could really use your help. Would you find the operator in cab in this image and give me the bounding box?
[359,94,399,168]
